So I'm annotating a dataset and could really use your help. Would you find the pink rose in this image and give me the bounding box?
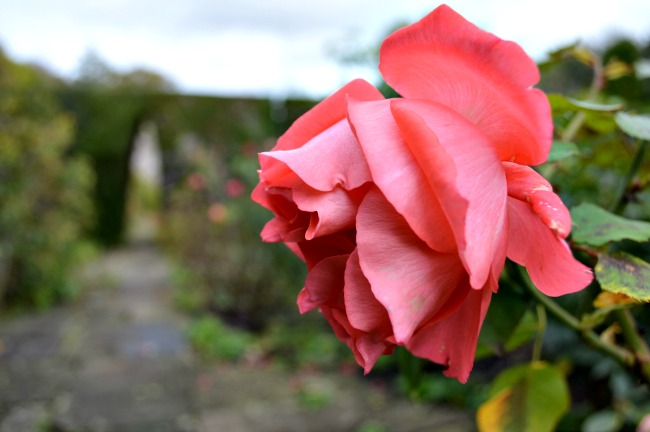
[187,172,206,191]
[252,5,593,382]
[225,178,246,198]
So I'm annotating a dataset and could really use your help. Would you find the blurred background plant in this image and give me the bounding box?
[0,48,95,310]
[160,138,307,331]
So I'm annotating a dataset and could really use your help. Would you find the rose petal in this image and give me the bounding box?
[297,230,357,270]
[348,98,456,254]
[324,308,389,373]
[356,188,468,343]
[251,183,298,222]
[284,242,305,261]
[502,162,553,196]
[390,99,508,289]
[320,307,363,364]
[262,118,372,192]
[252,182,310,242]
[344,249,391,334]
[529,190,572,239]
[260,216,307,243]
[507,198,593,296]
[301,254,393,369]
[257,154,300,189]
[406,285,492,383]
[275,79,384,152]
[503,162,571,238]
[299,259,367,368]
[379,5,552,165]
[251,180,272,209]
[292,183,370,240]
[344,250,395,373]
[355,333,394,374]
[297,254,348,313]
[260,79,383,192]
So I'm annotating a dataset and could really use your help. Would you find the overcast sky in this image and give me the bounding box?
[1,0,648,98]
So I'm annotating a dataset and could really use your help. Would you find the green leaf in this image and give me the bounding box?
[595,252,650,302]
[477,362,570,432]
[615,111,650,141]
[547,94,623,114]
[547,141,580,162]
[566,97,624,112]
[477,291,529,359]
[547,93,573,112]
[584,111,617,134]
[503,312,538,353]
[571,203,650,246]
[582,410,624,432]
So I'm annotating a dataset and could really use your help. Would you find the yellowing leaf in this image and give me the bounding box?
[601,323,622,346]
[593,291,639,309]
[572,46,596,65]
[477,362,570,432]
[604,60,632,80]
[477,388,513,432]
[596,252,650,302]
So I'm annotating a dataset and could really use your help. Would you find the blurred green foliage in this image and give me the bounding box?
[161,139,308,331]
[187,314,254,361]
[0,48,95,309]
[479,40,650,431]
[259,318,351,370]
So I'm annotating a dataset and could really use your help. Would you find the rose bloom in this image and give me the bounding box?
[187,172,206,191]
[225,178,246,198]
[252,5,593,383]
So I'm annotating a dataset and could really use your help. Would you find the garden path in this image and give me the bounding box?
[0,237,473,432]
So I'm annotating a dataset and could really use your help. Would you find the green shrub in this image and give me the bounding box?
[187,315,253,361]
[0,49,95,309]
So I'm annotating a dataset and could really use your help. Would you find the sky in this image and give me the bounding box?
[0,0,649,98]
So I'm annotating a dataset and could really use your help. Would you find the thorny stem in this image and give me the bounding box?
[517,267,634,368]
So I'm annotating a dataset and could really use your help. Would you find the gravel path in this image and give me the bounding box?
[0,240,474,432]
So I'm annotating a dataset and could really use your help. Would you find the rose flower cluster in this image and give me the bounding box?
[252,5,593,382]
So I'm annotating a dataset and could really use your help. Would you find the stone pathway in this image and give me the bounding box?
[0,240,474,432]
